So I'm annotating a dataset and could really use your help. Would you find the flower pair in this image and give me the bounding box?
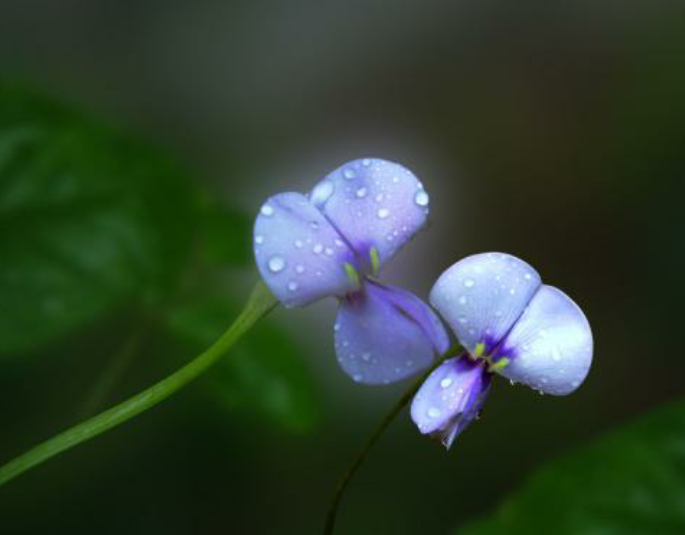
[253,158,592,447]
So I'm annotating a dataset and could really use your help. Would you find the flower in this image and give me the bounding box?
[411,252,593,448]
[254,158,449,384]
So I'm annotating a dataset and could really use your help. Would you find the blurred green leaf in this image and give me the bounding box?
[197,192,252,267]
[0,85,197,355]
[459,400,685,535]
[166,299,320,433]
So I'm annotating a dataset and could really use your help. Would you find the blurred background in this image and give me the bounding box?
[0,1,684,534]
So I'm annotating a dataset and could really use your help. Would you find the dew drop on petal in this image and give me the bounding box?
[268,256,285,273]
[261,204,274,217]
[362,158,372,167]
[287,281,298,291]
[427,407,441,419]
[255,235,264,244]
[440,377,453,389]
[313,244,323,254]
[310,180,335,207]
[325,247,334,256]
[414,190,430,206]
[310,221,320,230]
[377,208,390,219]
[464,279,475,288]
[295,264,305,274]
[343,168,357,179]
[356,187,367,198]
[353,373,363,382]
[294,239,303,249]
[361,352,371,361]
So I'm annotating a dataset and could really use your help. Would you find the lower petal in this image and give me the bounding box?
[496,285,593,395]
[334,282,448,385]
[411,357,490,448]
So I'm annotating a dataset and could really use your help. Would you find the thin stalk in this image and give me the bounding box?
[323,345,463,535]
[0,281,278,488]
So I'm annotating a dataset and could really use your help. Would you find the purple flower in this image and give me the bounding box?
[254,158,449,384]
[412,252,593,448]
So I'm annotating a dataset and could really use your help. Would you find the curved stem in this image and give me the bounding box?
[323,345,463,535]
[0,282,278,488]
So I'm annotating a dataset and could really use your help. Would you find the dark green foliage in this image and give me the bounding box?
[0,85,196,354]
[460,400,685,535]
[166,299,320,433]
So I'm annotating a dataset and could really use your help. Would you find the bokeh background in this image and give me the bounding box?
[0,1,684,534]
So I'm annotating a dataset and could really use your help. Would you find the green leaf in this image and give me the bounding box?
[0,85,197,355]
[165,299,320,433]
[459,400,685,535]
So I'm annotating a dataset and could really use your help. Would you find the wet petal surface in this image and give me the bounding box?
[496,285,593,395]
[429,252,541,355]
[311,158,429,272]
[254,192,357,307]
[411,357,490,448]
[334,282,446,385]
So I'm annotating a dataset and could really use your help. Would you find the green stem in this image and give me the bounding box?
[323,345,463,535]
[0,281,278,488]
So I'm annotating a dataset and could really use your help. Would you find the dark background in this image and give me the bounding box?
[0,1,684,534]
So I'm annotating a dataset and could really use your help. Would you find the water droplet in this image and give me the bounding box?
[440,378,453,389]
[355,187,367,198]
[361,352,371,361]
[458,317,467,324]
[459,296,467,305]
[353,373,363,382]
[268,256,285,273]
[343,168,357,179]
[334,323,340,331]
[255,235,264,244]
[295,240,304,249]
[464,279,475,288]
[335,239,345,247]
[310,221,320,230]
[325,247,334,256]
[392,176,399,183]
[524,273,532,280]
[509,379,516,386]
[552,347,562,361]
[414,190,430,206]
[509,288,516,295]
[261,204,274,217]
[295,265,305,274]
[310,180,335,207]
[377,208,390,219]
[375,193,384,202]
[287,281,298,291]
[313,244,323,254]
[406,360,413,367]
[427,407,441,419]
[362,158,371,167]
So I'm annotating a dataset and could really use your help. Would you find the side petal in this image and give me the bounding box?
[311,158,429,272]
[411,357,491,449]
[254,192,357,307]
[334,282,448,385]
[429,252,542,355]
[496,285,593,395]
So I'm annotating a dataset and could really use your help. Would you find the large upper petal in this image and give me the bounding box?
[334,281,449,385]
[429,253,542,355]
[254,192,357,307]
[310,158,429,272]
[411,357,491,448]
[495,285,593,395]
